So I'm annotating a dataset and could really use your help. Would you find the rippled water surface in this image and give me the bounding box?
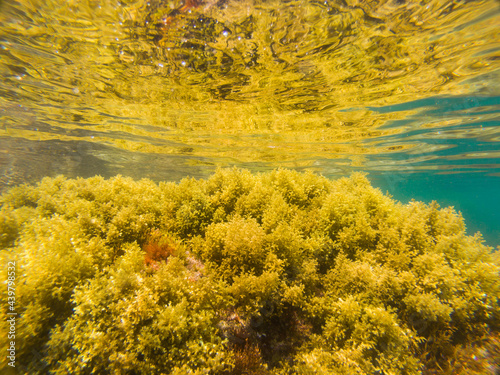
[1,0,499,243]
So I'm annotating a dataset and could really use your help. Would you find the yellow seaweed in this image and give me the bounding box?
[1,168,499,374]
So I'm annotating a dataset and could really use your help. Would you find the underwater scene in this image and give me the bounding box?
[1,0,500,374]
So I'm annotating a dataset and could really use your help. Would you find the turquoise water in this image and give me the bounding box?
[372,172,500,246]
[361,96,500,246]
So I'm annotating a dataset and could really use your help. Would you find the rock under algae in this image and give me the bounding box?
[0,168,499,374]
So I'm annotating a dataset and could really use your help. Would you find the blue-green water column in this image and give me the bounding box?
[371,172,500,248]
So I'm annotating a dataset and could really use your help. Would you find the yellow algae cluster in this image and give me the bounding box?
[2,0,500,170]
[1,168,499,374]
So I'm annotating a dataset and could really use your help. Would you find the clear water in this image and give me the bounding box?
[1,0,499,245]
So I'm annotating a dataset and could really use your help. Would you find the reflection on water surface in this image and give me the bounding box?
[1,0,500,241]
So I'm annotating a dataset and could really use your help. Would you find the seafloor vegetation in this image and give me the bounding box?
[1,168,499,374]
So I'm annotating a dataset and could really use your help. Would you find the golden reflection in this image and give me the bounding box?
[0,0,499,177]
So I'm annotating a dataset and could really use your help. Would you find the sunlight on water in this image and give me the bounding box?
[0,0,499,240]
